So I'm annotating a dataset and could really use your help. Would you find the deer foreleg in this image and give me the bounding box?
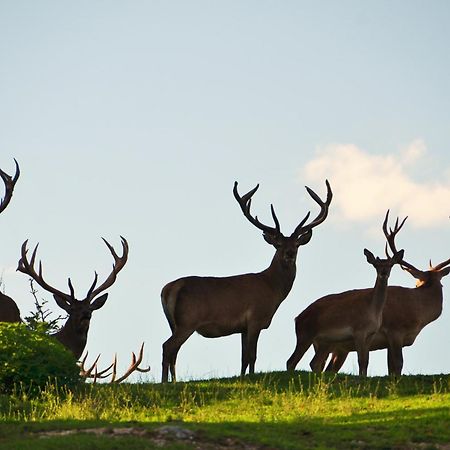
[241,328,261,376]
[310,344,330,373]
[246,328,261,375]
[240,331,248,375]
[354,332,370,377]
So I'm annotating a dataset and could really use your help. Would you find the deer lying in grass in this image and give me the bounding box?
[286,212,404,376]
[161,180,332,382]
[0,159,21,323]
[17,237,129,359]
[323,214,450,376]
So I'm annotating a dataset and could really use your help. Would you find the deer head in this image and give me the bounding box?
[383,210,450,287]
[233,180,332,267]
[17,236,129,358]
[363,247,404,282]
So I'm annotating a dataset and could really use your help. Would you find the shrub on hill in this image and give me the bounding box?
[0,322,81,393]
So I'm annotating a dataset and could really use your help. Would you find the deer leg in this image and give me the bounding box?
[310,344,330,373]
[354,332,370,377]
[286,334,313,371]
[387,335,403,376]
[240,331,249,376]
[325,351,349,372]
[161,330,194,383]
[246,328,261,375]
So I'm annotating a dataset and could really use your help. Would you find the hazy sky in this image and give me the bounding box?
[1,1,450,381]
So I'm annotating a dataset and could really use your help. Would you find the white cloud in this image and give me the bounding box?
[301,141,450,228]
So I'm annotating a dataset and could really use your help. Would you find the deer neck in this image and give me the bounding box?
[370,274,390,314]
[263,251,297,301]
[415,281,444,324]
[52,317,89,360]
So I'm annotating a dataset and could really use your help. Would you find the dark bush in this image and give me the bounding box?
[0,322,81,393]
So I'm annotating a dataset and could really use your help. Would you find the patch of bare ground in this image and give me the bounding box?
[35,425,277,449]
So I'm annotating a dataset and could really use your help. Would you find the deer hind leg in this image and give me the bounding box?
[161,329,194,383]
[325,351,348,372]
[286,331,313,371]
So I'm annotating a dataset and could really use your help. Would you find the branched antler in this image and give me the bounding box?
[0,159,20,215]
[79,343,151,383]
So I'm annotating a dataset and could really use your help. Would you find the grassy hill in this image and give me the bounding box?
[0,371,449,449]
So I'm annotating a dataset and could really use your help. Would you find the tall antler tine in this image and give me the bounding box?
[38,260,44,278]
[394,216,400,231]
[102,237,119,260]
[80,351,89,367]
[30,243,39,268]
[270,204,281,232]
[385,243,391,258]
[86,271,99,298]
[120,235,129,254]
[67,278,75,298]
[305,185,322,204]
[110,354,118,383]
[137,342,145,358]
[12,158,20,182]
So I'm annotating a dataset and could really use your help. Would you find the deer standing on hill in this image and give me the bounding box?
[286,212,404,376]
[322,214,450,376]
[17,237,129,359]
[161,180,332,382]
[0,159,21,323]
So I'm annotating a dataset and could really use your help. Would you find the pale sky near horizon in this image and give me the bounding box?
[1,1,450,381]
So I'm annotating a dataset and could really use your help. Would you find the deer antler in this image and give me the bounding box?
[17,240,74,304]
[17,237,129,304]
[382,210,421,274]
[233,180,332,238]
[291,180,333,238]
[85,236,129,301]
[0,159,20,215]
[233,182,281,236]
[79,343,151,383]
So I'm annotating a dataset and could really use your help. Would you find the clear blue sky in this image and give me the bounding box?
[1,1,450,380]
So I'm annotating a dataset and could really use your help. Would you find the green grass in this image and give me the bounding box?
[0,371,449,449]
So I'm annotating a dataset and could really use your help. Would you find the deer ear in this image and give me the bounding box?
[440,267,450,278]
[53,294,71,312]
[263,233,281,247]
[364,248,376,264]
[296,230,312,247]
[90,293,109,311]
[393,249,405,263]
